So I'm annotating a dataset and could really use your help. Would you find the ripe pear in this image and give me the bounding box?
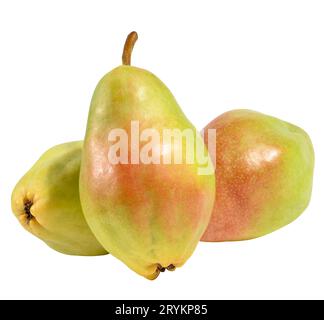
[80,32,215,279]
[201,109,314,242]
[11,141,107,256]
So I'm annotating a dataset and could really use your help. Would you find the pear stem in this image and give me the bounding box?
[122,31,138,66]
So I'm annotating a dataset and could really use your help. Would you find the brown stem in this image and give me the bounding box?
[122,31,138,65]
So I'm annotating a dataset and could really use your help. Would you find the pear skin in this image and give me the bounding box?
[80,32,215,279]
[201,109,315,242]
[11,141,107,256]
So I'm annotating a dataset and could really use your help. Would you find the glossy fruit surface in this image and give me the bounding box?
[201,109,314,242]
[80,32,215,279]
[11,141,107,256]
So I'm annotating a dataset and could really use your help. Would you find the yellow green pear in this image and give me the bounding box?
[79,32,215,279]
[11,141,107,256]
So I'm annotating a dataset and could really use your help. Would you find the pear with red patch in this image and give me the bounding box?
[201,109,314,242]
[79,32,215,279]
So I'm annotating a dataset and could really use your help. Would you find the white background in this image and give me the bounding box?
[0,0,323,300]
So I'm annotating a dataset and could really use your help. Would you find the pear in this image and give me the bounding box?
[80,32,215,279]
[11,141,107,256]
[201,109,315,242]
